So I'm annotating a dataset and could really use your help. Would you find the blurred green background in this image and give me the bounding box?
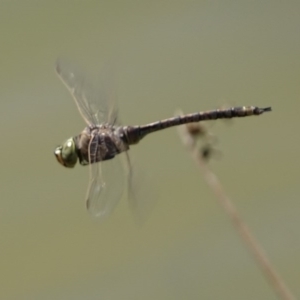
[0,1,299,299]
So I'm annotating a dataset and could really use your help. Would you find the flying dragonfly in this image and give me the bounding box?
[54,60,271,218]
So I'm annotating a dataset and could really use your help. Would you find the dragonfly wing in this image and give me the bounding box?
[85,136,125,218]
[55,59,118,126]
[124,152,156,224]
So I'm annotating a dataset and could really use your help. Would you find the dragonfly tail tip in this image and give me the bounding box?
[263,106,272,112]
[256,106,272,114]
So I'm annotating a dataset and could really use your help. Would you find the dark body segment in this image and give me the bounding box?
[125,106,271,143]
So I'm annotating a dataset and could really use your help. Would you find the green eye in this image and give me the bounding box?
[54,138,78,168]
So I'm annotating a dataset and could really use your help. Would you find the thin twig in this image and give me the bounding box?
[176,111,296,300]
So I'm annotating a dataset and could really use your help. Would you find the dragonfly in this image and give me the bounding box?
[54,60,271,218]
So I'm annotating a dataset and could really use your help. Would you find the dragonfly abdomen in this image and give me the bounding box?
[131,106,271,142]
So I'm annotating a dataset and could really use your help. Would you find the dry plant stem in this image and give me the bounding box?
[177,117,296,300]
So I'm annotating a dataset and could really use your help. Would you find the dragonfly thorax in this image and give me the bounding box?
[54,138,78,168]
[73,125,130,166]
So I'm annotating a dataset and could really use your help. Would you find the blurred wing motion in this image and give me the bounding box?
[124,152,156,224]
[55,59,117,126]
[86,143,125,218]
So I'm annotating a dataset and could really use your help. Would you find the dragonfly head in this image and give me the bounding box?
[54,138,78,168]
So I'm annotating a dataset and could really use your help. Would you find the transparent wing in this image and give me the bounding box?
[86,147,155,221]
[55,59,118,126]
[85,138,125,218]
[124,152,156,224]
